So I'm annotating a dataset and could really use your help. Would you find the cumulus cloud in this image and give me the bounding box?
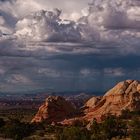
[0,0,140,42]
[87,0,140,29]
[15,9,81,42]
[0,0,140,92]
[16,0,140,42]
[0,0,88,20]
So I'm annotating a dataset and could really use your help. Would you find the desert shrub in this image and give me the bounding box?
[121,109,132,119]
[57,126,90,140]
[72,119,88,127]
[90,119,103,140]
[90,115,128,140]
[101,115,127,140]
[130,117,140,140]
[0,119,36,140]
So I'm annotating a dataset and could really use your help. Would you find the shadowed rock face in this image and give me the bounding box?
[84,80,140,121]
[31,96,77,123]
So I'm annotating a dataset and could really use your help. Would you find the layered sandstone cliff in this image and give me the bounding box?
[84,80,140,121]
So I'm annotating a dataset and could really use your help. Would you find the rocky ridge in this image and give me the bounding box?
[84,80,140,121]
[32,80,140,124]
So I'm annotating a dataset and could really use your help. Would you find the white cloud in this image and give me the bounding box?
[6,74,33,84]
[14,9,81,42]
[0,0,140,43]
[0,0,88,20]
[104,68,125,77]
[80,68,100,77]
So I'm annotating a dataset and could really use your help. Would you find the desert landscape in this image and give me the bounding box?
[0,80,139,139]
[0,0,140,139]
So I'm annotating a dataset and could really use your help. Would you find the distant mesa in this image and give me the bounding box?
[32,80,140,124]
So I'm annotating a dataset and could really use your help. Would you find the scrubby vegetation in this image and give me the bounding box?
[0,110,139,140]
[0,118,38,140]
[0,108,37,122]
[57,112,140,140]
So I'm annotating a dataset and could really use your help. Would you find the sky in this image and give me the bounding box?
[0,0,140,94]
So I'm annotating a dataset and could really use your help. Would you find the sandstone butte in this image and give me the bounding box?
[31,96,77,123]
[32,80,140,125]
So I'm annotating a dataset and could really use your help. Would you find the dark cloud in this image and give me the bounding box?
[0,0,11,2]
[0,39,140,92]
[0,0,140,93]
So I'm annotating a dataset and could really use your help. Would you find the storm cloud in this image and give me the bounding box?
[0,0,140,93]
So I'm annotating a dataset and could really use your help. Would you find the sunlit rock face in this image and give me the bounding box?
[84,80,140,121]
[83,96,102,113]
[31,96,77,123]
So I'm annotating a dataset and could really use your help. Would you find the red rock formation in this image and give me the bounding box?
[32,80,140,125]
[84,80,140,121]
[31,96,77,123]
[84,96,102,113]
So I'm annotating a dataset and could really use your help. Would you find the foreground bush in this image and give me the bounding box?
[130,117,140,140]
[0,111,139,140]
[0,119,36,140]
[57,126,90,140]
